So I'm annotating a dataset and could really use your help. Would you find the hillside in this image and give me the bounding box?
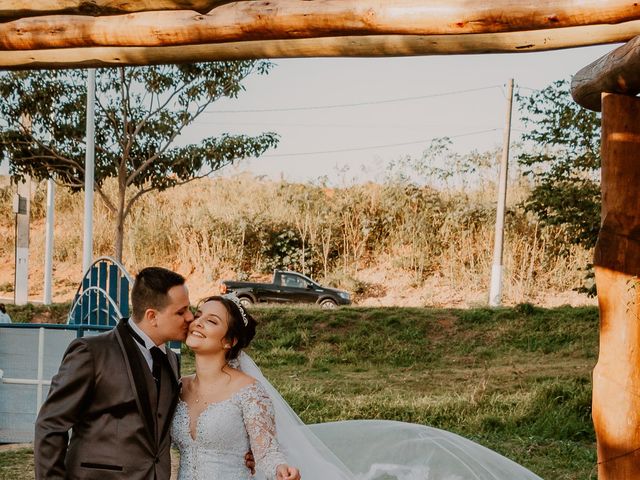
[0,175,596,308]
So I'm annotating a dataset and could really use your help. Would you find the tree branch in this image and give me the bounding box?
[95,184,116,213]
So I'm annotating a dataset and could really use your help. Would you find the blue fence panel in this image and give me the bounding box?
[119,276,129,319]
[89,265,98,323]
[108,264,119,325]
[80,276,90,324]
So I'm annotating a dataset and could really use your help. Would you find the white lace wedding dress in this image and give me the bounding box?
[173,353,544,480]
[171,381,287,480]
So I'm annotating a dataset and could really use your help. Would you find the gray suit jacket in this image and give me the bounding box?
[34,319,180,480]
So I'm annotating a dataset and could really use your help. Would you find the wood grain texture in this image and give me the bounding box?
[0,0,233,18]
[594,93,640,480]
[572,36,640,111]
[2,0,640,50]
[1,21,640,70]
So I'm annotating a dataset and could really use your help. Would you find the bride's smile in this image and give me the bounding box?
[185,300,234,353]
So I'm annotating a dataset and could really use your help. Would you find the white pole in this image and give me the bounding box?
[43,179,55,303]
[82,69,96,275]
[36,327,45,410]
[14,114,31,306]
[14,177,31,306]
[489,78,514,307]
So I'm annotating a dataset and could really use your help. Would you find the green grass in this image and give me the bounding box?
[1,303,599,479]
[183,304,599,479]
[0,447,33,480]
[4,302,71,324]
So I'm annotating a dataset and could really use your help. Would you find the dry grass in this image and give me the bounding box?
[0,175,595,307]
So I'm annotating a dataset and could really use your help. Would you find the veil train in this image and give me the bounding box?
[237,352,543,480]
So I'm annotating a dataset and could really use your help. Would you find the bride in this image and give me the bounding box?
[173,295,543,480]
[171,295,300,479]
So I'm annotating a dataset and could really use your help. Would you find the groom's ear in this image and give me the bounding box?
[144,308,158,325]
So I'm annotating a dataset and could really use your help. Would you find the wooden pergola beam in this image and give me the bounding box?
[3,0,640,51]
[572,35,640,111]
[0,0,232,19]
[3,20,640,70]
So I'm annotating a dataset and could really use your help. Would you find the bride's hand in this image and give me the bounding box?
[276,464,300,480]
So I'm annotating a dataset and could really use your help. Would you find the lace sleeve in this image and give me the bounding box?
[240,382,288,480]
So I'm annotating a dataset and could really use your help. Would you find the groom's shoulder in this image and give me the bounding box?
[69,327,119,351]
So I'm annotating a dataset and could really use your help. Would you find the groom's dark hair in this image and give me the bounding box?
[131,267,186,322]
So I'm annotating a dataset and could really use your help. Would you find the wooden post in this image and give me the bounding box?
[593,92,640,479]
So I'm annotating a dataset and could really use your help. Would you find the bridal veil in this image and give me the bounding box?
[237,352,543,480]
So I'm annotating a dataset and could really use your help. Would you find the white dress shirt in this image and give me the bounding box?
[128,319,167,371]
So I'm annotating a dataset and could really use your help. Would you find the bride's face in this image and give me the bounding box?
[186,300,235,353]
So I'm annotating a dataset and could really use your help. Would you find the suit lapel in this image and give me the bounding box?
[159,350,181,442]
[166,350,180,388]
[115,319,156,445]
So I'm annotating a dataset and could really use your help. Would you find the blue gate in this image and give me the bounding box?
[68,256,132,327]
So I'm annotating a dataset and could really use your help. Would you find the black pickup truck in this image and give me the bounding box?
[219,270,351,308]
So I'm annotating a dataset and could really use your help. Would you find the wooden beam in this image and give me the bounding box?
[572,35,640,112]
[0,0,232,18]
[1,21,640,70]
[594,93,640,480]
[2,0,640,51]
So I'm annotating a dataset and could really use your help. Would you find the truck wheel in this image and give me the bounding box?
[239,297,253,308]
[320,299,337,309]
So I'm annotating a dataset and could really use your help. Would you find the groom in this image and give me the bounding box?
[35,266,253,479]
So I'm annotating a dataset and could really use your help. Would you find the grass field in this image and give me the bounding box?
[0,303,599,479]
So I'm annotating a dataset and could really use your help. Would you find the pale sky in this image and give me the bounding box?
[179,43,618,185]
[0,43,618,183]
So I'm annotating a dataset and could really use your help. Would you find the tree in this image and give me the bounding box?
[516,79,601,293]
[0,62,278,262]
[516,79,601,248]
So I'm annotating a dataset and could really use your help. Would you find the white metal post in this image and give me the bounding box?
[14,177,30,305]
[489,78,514,307]
[43,178,55,305]
[14,115,32,305]
[82,69,96,275]
[36,327,45,409]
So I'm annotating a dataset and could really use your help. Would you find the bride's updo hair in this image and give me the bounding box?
[198,295,257,361]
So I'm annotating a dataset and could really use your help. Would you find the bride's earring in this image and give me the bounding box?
[224,344,231,349]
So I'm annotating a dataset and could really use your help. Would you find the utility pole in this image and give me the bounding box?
[43,178,55,304]
[13,177,30,306]
[489,78,514,307]
[43,121,55,305]
[14,114,31,305]
[82,68,96,275]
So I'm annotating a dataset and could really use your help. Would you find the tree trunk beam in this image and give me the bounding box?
[3,0,639,22]
[2,21,640,70]
[594,93,640,276]
[594,93,640,480]
[572,35,640,111]
[2,0,640,51]
[0,0,233,19]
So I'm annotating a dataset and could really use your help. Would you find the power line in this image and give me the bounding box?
[516,84,542,92]
[204,85,502,114]
[194,119,480,130]
[263,128,502,157]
